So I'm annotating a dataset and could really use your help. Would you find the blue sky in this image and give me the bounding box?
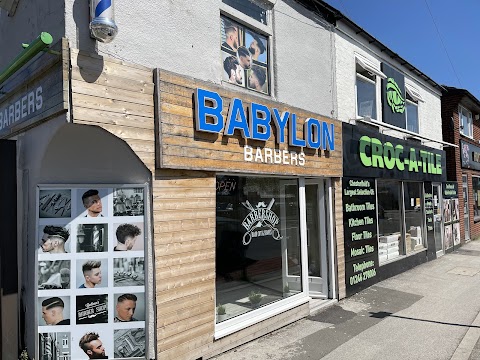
[323,0,480,99]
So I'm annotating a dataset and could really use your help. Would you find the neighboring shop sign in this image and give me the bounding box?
[343,177,379,296]
[0,39,68,139]
[37,185,147,360]
[154,69,342,177]
[343,123,446,182]
[382,63,406,129]
[460,140,480,171]
[443,182,460,249]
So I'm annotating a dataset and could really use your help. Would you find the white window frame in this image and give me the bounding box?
[354,53,386,121]
[214,175,336,339]
[406,97,419,134]
[405,82,424,103]
[220,1,274,96]
[459,105,473,138]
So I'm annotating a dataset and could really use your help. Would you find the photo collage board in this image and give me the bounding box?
[220,15,269,94]
[37,186,147,360]
[443,182,460,250]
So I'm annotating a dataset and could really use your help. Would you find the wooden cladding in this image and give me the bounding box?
[70,48,155,172]
[0,38,69,139]
[155,69,343,177]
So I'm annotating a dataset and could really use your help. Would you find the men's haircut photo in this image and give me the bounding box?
[38,296,70,326]
[39,224,71,254]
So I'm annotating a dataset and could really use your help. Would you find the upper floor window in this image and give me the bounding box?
[405,83,423,134]
[222,0,268,24]
[220,0,272,96]
[459,105,473,137]
[355,54,386,120]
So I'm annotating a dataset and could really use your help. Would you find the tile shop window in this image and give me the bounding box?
[220,11,270,95]
[403,182,425,254]
[459,105,473,138]
[377,180,404,263]
[215,176,302,324]
[377,180,426,264]
[355,54,386,121]
[473,176,480,223]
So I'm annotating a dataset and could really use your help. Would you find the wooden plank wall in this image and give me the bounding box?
[70,49,156,172]
[334,178,346,299]
[70,50,218,359]
[153,169,216,360]
[156,70,343,177]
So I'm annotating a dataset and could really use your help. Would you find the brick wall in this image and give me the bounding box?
[442,93,480,241]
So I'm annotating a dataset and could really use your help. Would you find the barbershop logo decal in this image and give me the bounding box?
[241,199,281,245]
[386,78,405,114]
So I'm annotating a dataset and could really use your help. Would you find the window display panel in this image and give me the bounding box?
[473,176,480,223]
[216,176,302,323]
[37,186,147,360]
[404,182,425,254]
[377,181,403,263]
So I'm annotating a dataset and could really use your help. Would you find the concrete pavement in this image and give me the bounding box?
[211,240,480,360]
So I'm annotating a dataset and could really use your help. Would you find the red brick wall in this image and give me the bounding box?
[442,94,480,241]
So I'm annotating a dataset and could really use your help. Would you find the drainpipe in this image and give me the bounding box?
[0,32,53,87]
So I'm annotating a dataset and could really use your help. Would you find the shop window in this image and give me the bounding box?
[355,54,386,120]
[377,180,404,263]
[403,182,425,254]
[215,176,302,324]
[473,176,480,223]
[459,105,473,138]
[220,14,270,95]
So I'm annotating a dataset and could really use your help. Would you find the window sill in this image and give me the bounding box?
[459,132,474,140]
[379,247,427,266]
[214,293,309,339]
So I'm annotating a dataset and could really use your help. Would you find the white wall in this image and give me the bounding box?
[0,2,65,70]
[334,22,443,149]
[64,0,335,117]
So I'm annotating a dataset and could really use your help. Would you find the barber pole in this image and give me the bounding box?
[89,0,118,43]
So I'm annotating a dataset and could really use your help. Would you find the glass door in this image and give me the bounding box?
[305,179,328,297]
[432,183,443,256]
[463,175,470,241]
[280,179,328,298]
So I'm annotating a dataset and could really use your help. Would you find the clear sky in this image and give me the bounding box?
[322,0,480,99]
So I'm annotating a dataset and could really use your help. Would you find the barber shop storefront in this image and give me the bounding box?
[342,123,446,296]
[153,69,343,354]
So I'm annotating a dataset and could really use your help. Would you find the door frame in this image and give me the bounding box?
[432,182,444,257]
[462,174,471,241]
[280,177,334,299]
